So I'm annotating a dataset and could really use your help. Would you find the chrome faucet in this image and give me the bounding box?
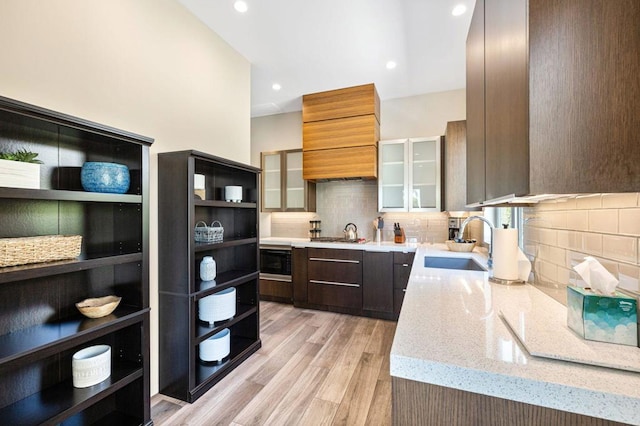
[457,216,495,268]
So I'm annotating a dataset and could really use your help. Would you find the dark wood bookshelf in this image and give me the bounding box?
[0,95,152,425]
[158,150,261,403]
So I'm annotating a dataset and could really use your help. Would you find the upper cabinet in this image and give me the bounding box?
[444,120,480,212]
[302,84,380,181]
[261,149,316,212]
[378,137,443,212]
[466,0,640,205]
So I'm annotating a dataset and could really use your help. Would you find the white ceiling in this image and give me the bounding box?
[178,0,476,117]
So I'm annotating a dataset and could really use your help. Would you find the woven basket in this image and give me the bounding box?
[194,221,224,243]
[0,235,82,267]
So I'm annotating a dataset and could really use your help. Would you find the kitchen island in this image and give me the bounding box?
[391,245,640,425]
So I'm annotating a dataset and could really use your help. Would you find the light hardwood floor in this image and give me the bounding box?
[151,301,396,426]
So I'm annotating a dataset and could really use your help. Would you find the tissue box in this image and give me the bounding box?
[567,286,638,346]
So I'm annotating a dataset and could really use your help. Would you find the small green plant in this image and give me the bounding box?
[0,148,43,164]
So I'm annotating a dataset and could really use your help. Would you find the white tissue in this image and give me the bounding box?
[572,256,619,295]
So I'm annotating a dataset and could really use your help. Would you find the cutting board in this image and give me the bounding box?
[499,288,640,373]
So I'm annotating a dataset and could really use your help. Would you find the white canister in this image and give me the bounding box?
[224,186,243,203]
[72,345,111,388]
[199,328,231,363]
[200,256,217,281]
[199,287,236,326]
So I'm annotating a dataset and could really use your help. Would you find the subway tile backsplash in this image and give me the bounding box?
[524,193,640,299]
[268,180,473,243]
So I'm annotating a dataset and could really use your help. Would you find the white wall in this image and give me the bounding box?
[0,0,251,395]
[381,89,466,139]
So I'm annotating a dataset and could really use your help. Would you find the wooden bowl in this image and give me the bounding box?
[446,240,476,252]
[76,295,121,318]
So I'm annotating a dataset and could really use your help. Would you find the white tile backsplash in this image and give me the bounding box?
[525,193,640,298]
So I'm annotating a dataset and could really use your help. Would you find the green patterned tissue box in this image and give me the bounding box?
[567,286,638,346]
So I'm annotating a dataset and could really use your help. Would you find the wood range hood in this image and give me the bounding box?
[302,83,380,181]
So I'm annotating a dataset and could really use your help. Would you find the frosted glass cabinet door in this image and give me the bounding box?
[285,151,304,209]
[409,138,441,211]
[262,153,281,210]
[378,140,408,211]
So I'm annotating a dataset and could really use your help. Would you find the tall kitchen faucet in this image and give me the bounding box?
[457,216,495,268]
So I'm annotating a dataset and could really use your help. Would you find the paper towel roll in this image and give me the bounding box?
[493,228,519,280]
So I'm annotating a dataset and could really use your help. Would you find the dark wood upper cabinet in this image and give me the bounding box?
[467,0,640,204]
[465,0,486,206]
[444,120,480,211]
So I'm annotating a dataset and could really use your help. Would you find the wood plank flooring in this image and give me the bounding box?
[151,301,396,426]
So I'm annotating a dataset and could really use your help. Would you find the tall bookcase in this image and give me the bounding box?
[0,96,153,425]
[158,150,261,403]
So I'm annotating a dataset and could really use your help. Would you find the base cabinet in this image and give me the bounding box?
[393,252,415,318]
[392,377,625,426]
[158,150,261,403]
[259,276,293,303]
[293,247,413,320]
[363,251,394,318]
[0,96,152,425]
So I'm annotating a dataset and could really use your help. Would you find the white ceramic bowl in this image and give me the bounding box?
[200,328,230,362]
[72,344,111,388]
[199,287,236,326]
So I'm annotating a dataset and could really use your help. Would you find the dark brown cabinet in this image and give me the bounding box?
[307,248,362,312]
[0,96,152,425]
[466,0,640,204]
[292,246,308,305]
[158,151,261,403]
[293,247,415,320]
[444,120,480,212]
[393,252,415,318]
[362,251,394,318]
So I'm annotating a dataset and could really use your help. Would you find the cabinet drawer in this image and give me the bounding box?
[393,263,412,289]
[394,288,407,316]
[393,251,415,265]
[308,280,362,309]
[259,278,293,302]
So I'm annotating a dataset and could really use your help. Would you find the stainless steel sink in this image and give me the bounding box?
[423,256,486,271]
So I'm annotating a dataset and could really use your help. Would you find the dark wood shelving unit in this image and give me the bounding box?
[158,150,261,403]
[0,95,153,425]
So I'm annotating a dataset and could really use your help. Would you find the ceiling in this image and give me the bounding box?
[178,0,476,117]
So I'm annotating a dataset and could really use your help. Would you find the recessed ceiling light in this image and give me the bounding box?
[234,1,248,13]
[386,61,397,70]
[452,4,467,16]
[272,83,281,91]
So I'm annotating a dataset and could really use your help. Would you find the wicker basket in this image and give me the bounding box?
[194,221,224,243]
[0,235,82,267]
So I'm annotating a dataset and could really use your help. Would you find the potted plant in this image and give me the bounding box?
[0,148,43,189]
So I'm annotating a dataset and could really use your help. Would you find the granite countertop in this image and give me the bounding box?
[261,237,419,253]
[390,245,640,425]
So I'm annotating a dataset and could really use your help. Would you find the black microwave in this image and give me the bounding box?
[259,246,292,276]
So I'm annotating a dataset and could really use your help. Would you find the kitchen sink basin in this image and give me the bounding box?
[424,256,486,272]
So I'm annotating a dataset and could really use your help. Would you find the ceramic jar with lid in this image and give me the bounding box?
[200,256,217,281]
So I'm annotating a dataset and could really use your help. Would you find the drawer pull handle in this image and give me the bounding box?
[310,279,360,288]
[402,289,407,293]
[309,257,360,264]
[402,263,409,267]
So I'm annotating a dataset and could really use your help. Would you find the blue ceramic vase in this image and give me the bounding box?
[81,162,130,194]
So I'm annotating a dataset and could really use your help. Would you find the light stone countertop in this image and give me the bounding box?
[390,245,640,425]
[261,237,419,253]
